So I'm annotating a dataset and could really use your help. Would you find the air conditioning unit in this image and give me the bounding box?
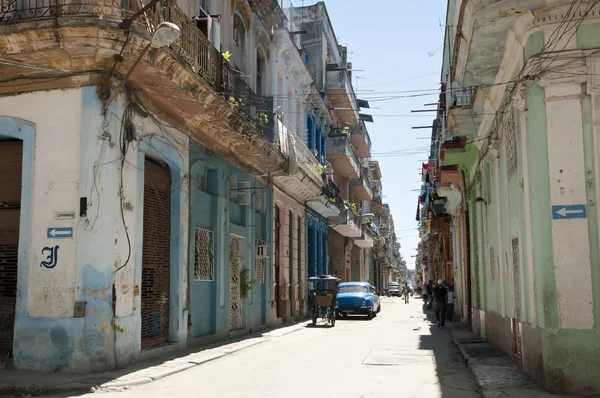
[256,244,270,258]
[235,181,251,206]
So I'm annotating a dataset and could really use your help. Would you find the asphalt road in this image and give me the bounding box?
[69,296,480,398]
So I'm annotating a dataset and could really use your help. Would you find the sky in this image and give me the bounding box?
[315,0,448,270]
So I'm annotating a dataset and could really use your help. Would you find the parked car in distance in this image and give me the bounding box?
[387,282,400,297]
[336,282,381,320]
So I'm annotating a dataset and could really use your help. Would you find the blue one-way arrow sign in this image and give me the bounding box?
[552,204,587,220]
[47,227,73,239]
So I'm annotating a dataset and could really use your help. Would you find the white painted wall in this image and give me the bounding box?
[0,89,83,317]
[542,78,594,329]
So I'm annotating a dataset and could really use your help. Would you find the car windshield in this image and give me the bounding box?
[338,285,369,294]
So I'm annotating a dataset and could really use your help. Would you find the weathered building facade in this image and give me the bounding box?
[0,0,398,375]
[419,0,600,395]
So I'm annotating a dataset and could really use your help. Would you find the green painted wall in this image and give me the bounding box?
[543,330,600,395]
[577,23,600,49]
[526,80,558,330]
[516,107,532,324]
[468,188,480,309]
[445,143,479,175]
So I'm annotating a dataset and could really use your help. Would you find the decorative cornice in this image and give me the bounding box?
[538,64,588,88]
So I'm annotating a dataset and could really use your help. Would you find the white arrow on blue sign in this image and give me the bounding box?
[47,227,73,238]
[551,204,587,220]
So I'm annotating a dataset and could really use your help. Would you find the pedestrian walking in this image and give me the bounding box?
[447,285,455,322]
[426,280,434,309]
[433,279,448,328]
[403,282,410,304]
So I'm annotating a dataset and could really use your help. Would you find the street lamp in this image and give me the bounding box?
[103,22,181,113]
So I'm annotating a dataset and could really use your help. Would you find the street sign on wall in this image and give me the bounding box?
[47,227,73,238]
[552,204,587,220]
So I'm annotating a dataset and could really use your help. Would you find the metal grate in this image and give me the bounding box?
[229,235,243,330]
[502,110,518,177]
[0,141,22,359]
[255,239,265,283]
[141,159,171,350]
[194,228,214,280]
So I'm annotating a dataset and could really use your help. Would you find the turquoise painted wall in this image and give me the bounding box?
[188,143,272,340]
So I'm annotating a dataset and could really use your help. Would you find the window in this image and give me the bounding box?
[502,110,518,177]
[256,50,264,96]
[195,228,214,280]
[255,239,266,283]
[199,168,218,195]
[338,285,369,294]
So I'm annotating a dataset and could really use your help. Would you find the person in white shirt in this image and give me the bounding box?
[447,286,455,322]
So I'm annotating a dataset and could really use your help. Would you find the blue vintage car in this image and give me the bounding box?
[336,282,381,320]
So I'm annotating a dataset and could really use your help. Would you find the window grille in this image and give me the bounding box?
[502,111,518,177]
[195,228,214,280]
[255,239,265,283]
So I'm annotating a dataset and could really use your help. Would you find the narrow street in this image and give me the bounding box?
[64,298,478,398]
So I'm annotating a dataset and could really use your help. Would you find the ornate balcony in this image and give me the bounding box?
[327,134,360,179]
[0,0,283,177]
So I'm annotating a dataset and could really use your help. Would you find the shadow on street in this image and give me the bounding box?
[418,298,480,397]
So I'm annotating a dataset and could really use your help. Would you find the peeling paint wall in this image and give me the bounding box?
[0,86,189,372]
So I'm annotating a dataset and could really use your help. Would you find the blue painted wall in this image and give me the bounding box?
[188,143,273,341]
[6,86,188,373]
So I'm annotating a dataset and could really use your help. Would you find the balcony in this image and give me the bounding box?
[349,122,371,158]
[369,160,382,180]
[307,177,343,218]
[327,134,360,179]
[447,86,481,138]
[372,180,382,201]
[354,225,374,248]
[330,209,361,238]
[0,0,284,177]
[351,171,373,201]
[325,64,359,126]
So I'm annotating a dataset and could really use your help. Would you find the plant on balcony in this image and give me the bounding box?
[315,163,324,175]
[228,96,243,108]
[223,50,232,62]
[257,112,269,125]
[344,200,357,215]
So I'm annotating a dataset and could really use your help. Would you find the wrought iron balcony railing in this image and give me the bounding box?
[1,0,275,142]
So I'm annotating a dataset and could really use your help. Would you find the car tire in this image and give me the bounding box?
[367,310,374,320]
[377,303,381,313]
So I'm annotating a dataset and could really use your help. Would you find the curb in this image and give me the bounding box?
[0,384,94,397]
[0,322,309,396]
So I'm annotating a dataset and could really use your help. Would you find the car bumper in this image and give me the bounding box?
[388,291,400,296]
[338,306,373,314]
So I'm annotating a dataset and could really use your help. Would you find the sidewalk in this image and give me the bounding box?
[0,321,309,397]
[447,322,573,398]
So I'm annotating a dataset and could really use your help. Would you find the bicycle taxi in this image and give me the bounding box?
[307,275,341,327]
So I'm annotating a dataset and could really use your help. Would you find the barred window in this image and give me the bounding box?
[501,111,518,177]
[255,239,266,283]
[195,228,214,280]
